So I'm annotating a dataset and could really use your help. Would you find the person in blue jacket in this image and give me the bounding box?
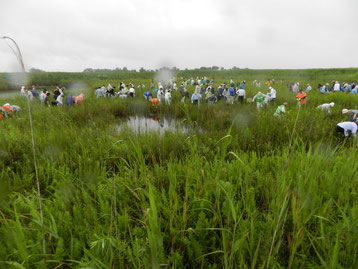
[216,85,223,101]
[143,91,152,100]
[191,92,200,105]
[66,94,75,106]
[320,84,328,94]
[228,86,236,104]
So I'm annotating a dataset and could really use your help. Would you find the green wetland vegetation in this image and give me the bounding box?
[0,68,358,268]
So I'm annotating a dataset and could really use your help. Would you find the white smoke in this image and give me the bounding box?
[155,69,174,86]
[6,72,28,87]
[66,81,89,96]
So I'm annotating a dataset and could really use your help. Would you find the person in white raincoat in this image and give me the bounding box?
[165,89,172,105]
[157,87,165,103]
[316,102,335,114]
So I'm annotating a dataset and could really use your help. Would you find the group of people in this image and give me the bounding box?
[288,81,358,95]
[6,78,358,139]
[95,83,137,99]
[144,78,358,139]
[143,83,173,106]
[318,81,357,94]
[142,81,249,106]
[0,85,85,119]
[20,85,84,107]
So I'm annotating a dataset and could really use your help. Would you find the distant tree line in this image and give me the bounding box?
[81,66,243,72]
[27,66,247,73]
[29,67,46,73]
[83,67,138,73]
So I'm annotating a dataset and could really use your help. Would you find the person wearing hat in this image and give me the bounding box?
[316,102,335,114]
[2,104,13,117]
[342,109,358,120]
[2,103,20,112]
[274,102,287,117]
[292,82,299,93]
[252,91,268,111]
[306,83,312,92]
[296,89,306,107]
[344,83,351,92]
[320,84,328,94]
[336,119,358,138]
[333,81,340,92]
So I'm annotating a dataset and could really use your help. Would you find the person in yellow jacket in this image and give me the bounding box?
[265,79,272,87]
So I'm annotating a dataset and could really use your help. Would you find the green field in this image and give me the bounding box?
[0,69,358,268]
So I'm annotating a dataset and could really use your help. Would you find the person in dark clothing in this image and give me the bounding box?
[181,88,189,102]
[53,86,61,100]
[44,93,51,107]
[108,88,115,96]
[179,83,184,94]
[31,90,39,99]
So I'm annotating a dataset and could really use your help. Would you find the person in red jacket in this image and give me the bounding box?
[296,90,306,106]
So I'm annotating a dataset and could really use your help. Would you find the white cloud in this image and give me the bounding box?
[0,0,357,71]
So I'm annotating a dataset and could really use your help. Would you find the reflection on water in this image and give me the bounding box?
[0,91,18,98]
[117,115,197,134]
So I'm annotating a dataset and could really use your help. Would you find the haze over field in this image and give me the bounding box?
[0,0,357,72]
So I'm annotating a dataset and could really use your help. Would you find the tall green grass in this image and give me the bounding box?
[0,71,358,268]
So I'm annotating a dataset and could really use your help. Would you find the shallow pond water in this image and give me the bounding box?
[117,115,200,135]
[0,90,18,99]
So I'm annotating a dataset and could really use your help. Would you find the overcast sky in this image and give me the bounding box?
[0,0,357,72]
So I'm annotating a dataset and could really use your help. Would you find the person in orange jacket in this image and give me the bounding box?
[0,107,5,119]
[2,104,13,112]
[150,97,159,106]
[0,105,12,119]
[72,93,84,105]
[296,89,306,106]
